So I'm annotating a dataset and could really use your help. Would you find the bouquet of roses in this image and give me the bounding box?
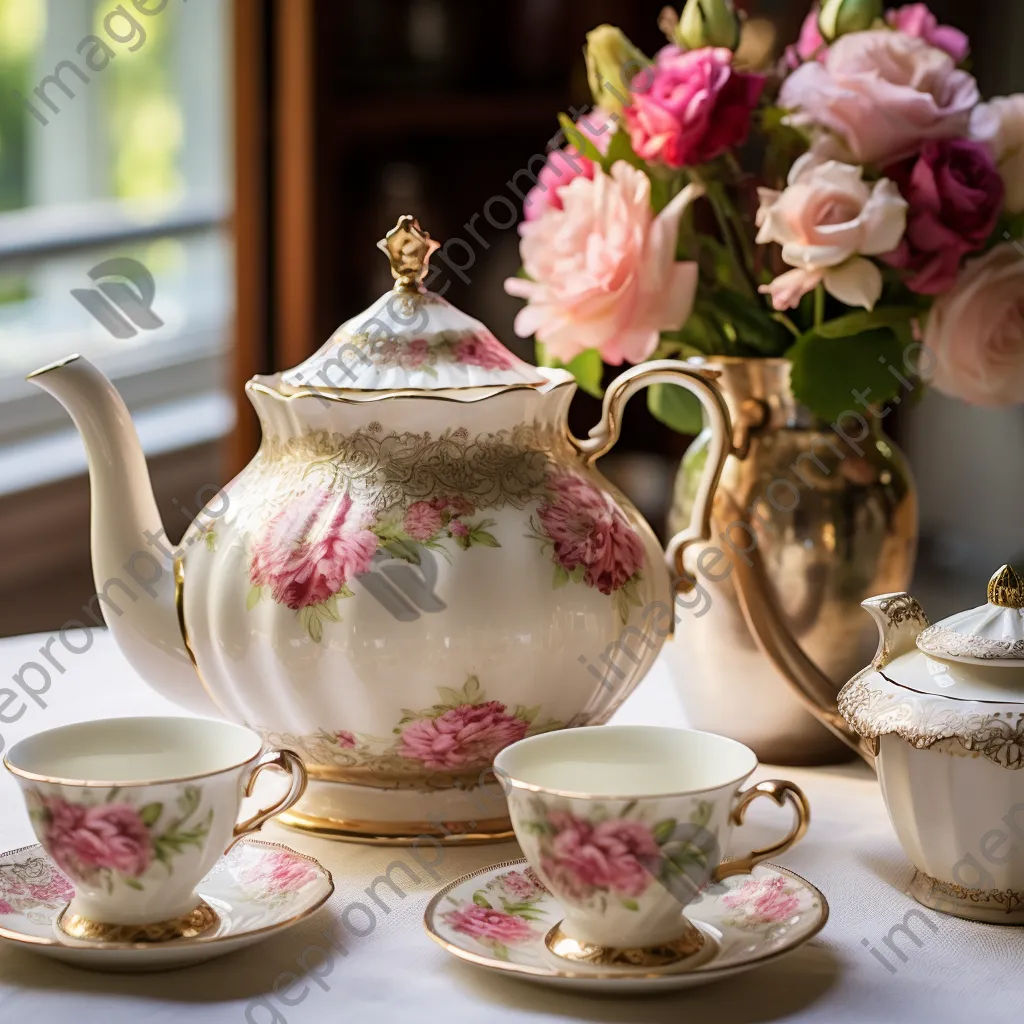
[504,0,1024,430]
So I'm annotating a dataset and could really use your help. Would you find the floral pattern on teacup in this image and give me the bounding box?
[365,330,516,376]
[517,797,718,912]
[24,785,213,893]
[720,875,802,932]
[440,866,550,960]
[0,855,74,916]
[527,471,645,622]
[229,849,321,908]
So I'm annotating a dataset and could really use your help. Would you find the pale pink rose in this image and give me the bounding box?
[250,490,378,610]
[403,501,443,541]
[886,4,969,63]
[523,107,615,221]
[756,155,907,310]
[0,900,12,915]
[398,701,528,770]
[624,46,765,170]
[442,903,536,945]
[537,472,644,594]
[541,811,660,901]
[241,851,317,893]
[449,520,469,538]
[335,730,357,748]
[971,95,1024,214]
[498,869,546,902]
[922,244,1024,407]
[429,496,474,517]
[785,6,827,68]
[780,30,979,166]
[42,799,152,882]
[404,338,430,367]
[453,332,515,370]
[27,873,74,905]
[722,875,800,921]
[505,162,699,365]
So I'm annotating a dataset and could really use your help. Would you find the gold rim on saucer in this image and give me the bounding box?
[57,899,220,944]
[545,920,705,967]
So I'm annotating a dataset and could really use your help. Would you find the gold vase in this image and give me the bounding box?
[666,357,918,765]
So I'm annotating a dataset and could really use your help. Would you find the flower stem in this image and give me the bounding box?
[814,284,825,329]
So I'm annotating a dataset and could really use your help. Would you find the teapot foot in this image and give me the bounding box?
[277,808,514,846]
[908,870,1024,924]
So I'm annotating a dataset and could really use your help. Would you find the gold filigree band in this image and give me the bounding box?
[57,900,219,943]
[544,920,705,967]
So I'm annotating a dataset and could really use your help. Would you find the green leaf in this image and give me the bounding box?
[689,800,713,829]
[318,596,340,622]
[492,941,511,961]
[204,530,216,552]
[816,306,921,339]
[557,112,603,164]
[462,675,483,701]
[307,611,324,644]
[139,803,163,827]
[601,127,645,175]
[124,877,145,891]
[620,898,640,911]
[536,344,604,399]
[382,539,421,564]
[552,564,570,589]
[788,327,906,424]
[652,818,678,845]
[472,891,492,909]
[245,586,262,611]
[647,382,704,436]
[470,530,500,548]
[705,289,790,355]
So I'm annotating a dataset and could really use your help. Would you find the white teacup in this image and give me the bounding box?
[4,716,306,942]
[494,725,810,966]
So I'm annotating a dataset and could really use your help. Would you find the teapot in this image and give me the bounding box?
[27,215,732,843]
[760,562,1024,923]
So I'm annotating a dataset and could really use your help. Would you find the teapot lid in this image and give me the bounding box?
[276,216,550,394]
[916,565,1024,666]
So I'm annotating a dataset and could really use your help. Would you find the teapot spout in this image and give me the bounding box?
[860,593,930,670]
[27,356,218,715]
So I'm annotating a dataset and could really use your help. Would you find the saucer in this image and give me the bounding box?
[424,859,827,994]
[0,836,333,972]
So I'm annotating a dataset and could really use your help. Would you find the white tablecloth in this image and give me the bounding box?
[0,629,1021,1024]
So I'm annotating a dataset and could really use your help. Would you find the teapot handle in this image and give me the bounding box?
[571,361,731,593]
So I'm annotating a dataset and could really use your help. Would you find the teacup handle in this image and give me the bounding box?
[227,749,308,851]
[570,361,732,592]
[712,780,811,882]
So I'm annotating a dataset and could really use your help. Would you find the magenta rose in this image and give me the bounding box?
[442,903,536,945]
[453,333,514,371]
[624,46,765,169]
[537,473,643,595]
[883,139,1004,294]
[42,799,152,882]
[540,812,660,901]
[250,490,378,610]
[398,701,529,770]
[523,107,614,221]
[886,4,969,62]
[403,500,443,541]
[780,30,979,166]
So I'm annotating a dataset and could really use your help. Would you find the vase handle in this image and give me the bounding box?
[571,361,732,593]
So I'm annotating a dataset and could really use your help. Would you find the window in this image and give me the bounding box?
[0,0,232,488]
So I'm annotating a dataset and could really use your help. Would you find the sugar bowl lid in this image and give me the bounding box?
[277,216,549,394]
[916,565,1024,666]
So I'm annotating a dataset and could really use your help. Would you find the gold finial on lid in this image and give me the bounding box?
[987,565,1024,608]
[377,215,440,293]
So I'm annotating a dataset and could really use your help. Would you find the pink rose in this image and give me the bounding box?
[250,491,378,610]
[405,338,430,367]
[28,874,74,905]
[452,332,515,370]
[403,501,443,541]
[537,472,644,595]
[540,812,660,901]
[442,903,536,945]
[882,139,1003,295]
[505,162,699,365]
[449,520,469,538]
[497,868,546,902]
[0,900,13,915]
[785,6,827,68]
[335,730,356,748]
[398,701,528,770]
[780,30,979,166]
[241,851,317,893]
[42,798,152,882]
[886,4,969,63]
[523,108,615,222]
[429,496,474,516]
[722,875,800,921]
[624,46,765,169]
[922,244,1024,407]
